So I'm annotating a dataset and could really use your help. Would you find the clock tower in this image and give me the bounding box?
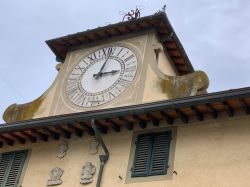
[3,11,209,123]
[1,8,249,187]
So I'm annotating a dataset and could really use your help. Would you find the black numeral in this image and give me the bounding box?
[67,87,79,98]
[75,65,85,72]
[102,48,108,56]
[121,51,129,58]
[71,73,81,76]
[118,79,130,87]
[71,92,82,101]
[126,61,136,66]
[87,52,98,62]
[124,54,135,62]
[108,91,116,99]
[81,60,88,66]
[124,74,134,78]
[75,95,86,106]
[108,47,114,56]
[125,66,137,72]
[68,77,78,82]
[67,83,78,92]
[117,47,124,56]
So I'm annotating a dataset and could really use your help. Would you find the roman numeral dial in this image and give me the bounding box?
[65,45,138,108]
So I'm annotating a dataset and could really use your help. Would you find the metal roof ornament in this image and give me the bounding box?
[120,6,144,22]
[162,4,166,12]
[155,4,166,14]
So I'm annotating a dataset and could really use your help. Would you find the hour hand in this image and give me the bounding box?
[93,70,120,78]
[101,70,120,75]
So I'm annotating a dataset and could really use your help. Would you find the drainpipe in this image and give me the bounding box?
[91,119,109,187]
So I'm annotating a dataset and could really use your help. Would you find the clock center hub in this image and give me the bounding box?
[80,58,122,94]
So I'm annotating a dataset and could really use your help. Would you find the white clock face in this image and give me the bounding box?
[65,46,138,107]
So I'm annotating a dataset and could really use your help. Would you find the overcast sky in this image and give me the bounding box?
[0,0,250,124]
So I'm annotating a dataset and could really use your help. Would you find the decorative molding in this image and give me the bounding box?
[80,162,96,184]
[47,167,63,186]
[57,140,68,158]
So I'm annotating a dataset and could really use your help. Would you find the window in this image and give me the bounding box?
[132,131,171,177]
[0,150,28,187]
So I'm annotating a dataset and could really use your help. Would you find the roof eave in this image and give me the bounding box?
[46,12,194,74]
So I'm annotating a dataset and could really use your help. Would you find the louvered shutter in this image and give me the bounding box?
[132,134,152,177]
[0,150,28,187]
[150,131,171,175]
[132,131,171,177]
[0,153,13,186]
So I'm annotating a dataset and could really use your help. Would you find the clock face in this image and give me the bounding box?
[65,46,138,108]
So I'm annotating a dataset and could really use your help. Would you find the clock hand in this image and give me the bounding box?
[93,70,120,78]
[101,70,120,75]
[94,48,112,79]
[88,100,104,103]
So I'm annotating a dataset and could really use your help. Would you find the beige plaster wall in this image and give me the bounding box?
[157,49,176,76]
[2,115,250,187]
[2,30,191,124]
[49,33,149,116]
[142,32,177,103]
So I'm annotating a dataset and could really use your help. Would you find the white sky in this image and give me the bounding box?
[0,0,250,124]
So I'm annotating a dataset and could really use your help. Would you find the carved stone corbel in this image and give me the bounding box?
[166,70,209,98]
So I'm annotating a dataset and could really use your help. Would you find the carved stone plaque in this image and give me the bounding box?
[80,162,96,184]
[47,167,63,186]
[57,140,68,158]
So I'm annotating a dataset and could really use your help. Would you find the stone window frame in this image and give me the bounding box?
[125,127,177,183]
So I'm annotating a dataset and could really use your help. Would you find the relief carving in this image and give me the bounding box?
[47,167,63,186]
[57,140,68,158]
[80,162,96,184]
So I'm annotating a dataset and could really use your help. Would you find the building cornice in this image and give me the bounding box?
[0,87,249,147]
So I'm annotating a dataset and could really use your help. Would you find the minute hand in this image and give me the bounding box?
[94,51,111,79]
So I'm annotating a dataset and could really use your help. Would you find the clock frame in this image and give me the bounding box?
[63,43,141,109]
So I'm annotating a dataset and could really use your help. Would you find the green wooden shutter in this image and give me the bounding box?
[150,131,171,175]
[0,153,13,186]
[132,131,171,177]
[132,134,152,177]
[0,150,28,187]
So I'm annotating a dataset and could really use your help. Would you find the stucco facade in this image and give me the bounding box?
[3,29,208,123]
[1,12,248,187]
[1,113,249,187]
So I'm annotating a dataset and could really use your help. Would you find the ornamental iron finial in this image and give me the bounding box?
[162,4,166,12]
[155,4,167,14]
[120,6,144,22]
